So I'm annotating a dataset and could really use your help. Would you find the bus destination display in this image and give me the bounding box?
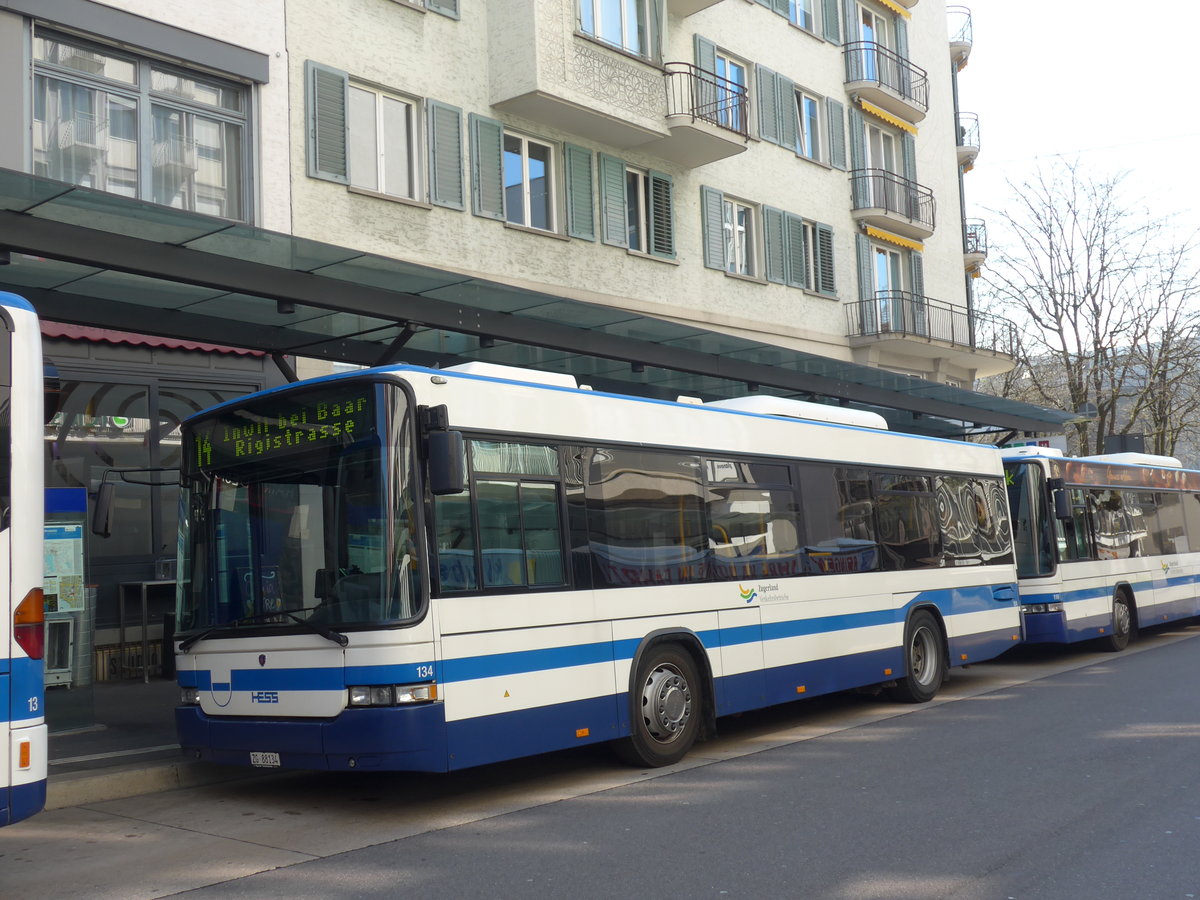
[190,387,375,470]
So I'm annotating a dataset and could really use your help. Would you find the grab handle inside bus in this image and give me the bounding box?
[1048,478,1071,520]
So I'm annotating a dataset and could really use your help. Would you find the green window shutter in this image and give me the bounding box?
[816,223,836,296]
[895,17,909,60]
[598,153,627,247]
[700,185,726,271]
[756,65,780,145]
[564,144,596,241]
[822,0,840,43]
[763,206,786,284]
[849,107,868,207]
[305,60,349,184]
[648,170,676,259]
[648,0,665,64]
[842,0,859,45]
[784,213,808,289]
[902,132,917,182]
[855,232,873,302]
[827,98,846,170]
[426,0,459,19]
[910,249,924,298]
[694,35,718,112]
[469,113,505,220]
[776,74,798,153]
[427,100,464,210]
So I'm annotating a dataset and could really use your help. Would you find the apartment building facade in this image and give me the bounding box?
[290,0,1004,388]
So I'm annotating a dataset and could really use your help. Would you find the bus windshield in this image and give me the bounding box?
[177,381,421,633]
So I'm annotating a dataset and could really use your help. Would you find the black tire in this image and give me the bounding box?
[613,644,703,767]
[1099,591,1133,652]
[886,610,945,703]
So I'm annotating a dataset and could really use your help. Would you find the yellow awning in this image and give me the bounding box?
[858,99,918,135]
[876,0,912,19]
[865,226,924,252]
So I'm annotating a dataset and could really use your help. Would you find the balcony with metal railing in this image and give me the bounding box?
[850,169,936,239]
[645,62,750,167]
[964,219,987,271]
[957,111,980,169]
[843,42,928,123]
[846,291,1018,365]
[948,6,973,70]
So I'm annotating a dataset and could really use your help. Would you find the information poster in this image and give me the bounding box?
[45,523,85,613]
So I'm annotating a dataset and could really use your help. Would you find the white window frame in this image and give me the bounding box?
[714,50,748,134]
[579,0,651,59]
[503,131,558,233]
[625,166,651,254]
[348,82,420,201]
[795,90,822,162]
[723,197,757,277]
[790,0,819,34]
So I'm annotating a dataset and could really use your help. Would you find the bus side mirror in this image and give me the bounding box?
[1048,478,1071,520]
[92,481,113,537]
[428,430,465,495]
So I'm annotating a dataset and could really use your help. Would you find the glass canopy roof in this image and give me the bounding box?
[0,168,1070,438]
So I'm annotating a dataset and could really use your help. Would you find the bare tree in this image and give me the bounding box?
[977,162,1200,458]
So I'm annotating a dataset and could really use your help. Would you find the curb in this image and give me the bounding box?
[46,759,263,810]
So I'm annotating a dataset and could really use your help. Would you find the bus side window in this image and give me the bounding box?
[1055,488,1093,561]
[797,465,880,575]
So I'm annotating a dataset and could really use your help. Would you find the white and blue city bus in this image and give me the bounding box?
[173,362,1021,772]
[1003,447,1200,651]
[0,292,46,825]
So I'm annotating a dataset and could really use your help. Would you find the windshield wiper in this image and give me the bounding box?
[178,608,348,652]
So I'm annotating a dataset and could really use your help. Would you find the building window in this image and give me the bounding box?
[503,133,556,231]
[33,31,250,221]
[795,92,822,162]
[348,84,419,200]
[714,51,748,134]
[723,198,756,277]
[791,0,817,33]
[626,167,651,253]
[579,0,654,59]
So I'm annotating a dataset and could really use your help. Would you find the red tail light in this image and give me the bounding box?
[14,588,44,660]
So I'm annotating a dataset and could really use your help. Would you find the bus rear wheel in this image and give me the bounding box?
[886,610,945,703]
[614,644,702,767]
[1100,591,1133,652]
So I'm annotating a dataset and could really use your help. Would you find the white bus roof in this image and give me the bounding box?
[703,395,889,430]
[1074,452,1183,469]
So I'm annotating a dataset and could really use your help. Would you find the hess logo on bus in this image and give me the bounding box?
[251,691,280,704]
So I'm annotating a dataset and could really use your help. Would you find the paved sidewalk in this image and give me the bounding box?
[45,678,255,810]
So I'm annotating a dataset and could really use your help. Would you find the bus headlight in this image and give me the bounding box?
[348,683,437,707]
[181,687,200,705]
[1022,603,1064,614]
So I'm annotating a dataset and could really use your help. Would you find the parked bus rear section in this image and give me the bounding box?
[0,292,46,826]
[174,362,1022,773]
[1003,447,1200,651]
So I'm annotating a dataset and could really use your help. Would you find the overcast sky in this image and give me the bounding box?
[955,0,1200,234]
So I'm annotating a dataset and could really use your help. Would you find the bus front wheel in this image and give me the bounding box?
[614,644,702,767]
[887,610,945,703]
[1100,592,1133,652]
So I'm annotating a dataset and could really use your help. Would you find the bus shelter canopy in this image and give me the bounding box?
[0,168,1070,438]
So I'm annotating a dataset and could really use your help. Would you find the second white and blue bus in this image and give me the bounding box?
[1003,447,1200,650]
[172,362,1022,772]
[1,291,46,825]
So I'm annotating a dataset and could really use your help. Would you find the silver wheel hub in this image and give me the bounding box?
[642,664,692,743]
[911,626,937,685]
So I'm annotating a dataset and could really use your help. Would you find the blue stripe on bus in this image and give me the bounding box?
[2,658,44,725]
[1,780,47,827]
[181,586,1015,693]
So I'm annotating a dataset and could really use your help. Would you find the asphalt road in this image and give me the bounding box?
[5,625,1200,899]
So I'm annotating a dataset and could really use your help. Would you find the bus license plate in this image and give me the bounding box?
[249,751,280,767]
